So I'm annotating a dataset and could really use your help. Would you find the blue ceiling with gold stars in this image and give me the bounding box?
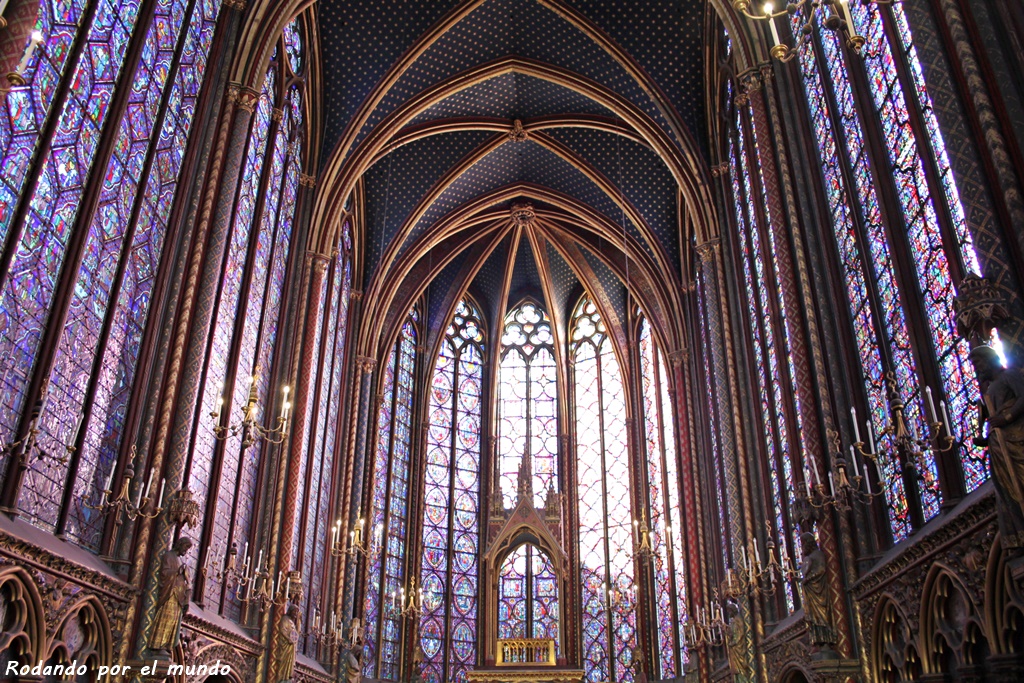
[318,0,709,338]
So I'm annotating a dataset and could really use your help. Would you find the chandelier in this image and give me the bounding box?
[732,0,899,62]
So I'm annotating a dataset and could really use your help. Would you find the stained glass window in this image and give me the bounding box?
[789,4,985,538]
[638,318,687,677]
[498,301,557,508]
[572,296,636,683]
[497,544,559,645]
[849,2,985,491]
[0,0,220,541]
[364,311,418,680]
[419,300,484,683]
[300,233,353,658]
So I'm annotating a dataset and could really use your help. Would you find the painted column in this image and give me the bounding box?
[695,239,756,683]
[267,253,328,683]
[344,354,378,625]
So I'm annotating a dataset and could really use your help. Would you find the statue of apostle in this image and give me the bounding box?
[276,604,301,682]
[970,345,1024,555]
[148,537,193,654]
[799,532,837,650]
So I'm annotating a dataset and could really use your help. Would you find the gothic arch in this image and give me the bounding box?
[919,564,984,674]
[986,534,1024,656]
[42,596,111,676]
[872,596,922,683]
[0,567,45,671]
[186,643,248,683]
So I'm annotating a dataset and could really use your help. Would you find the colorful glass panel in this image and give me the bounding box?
[639,319,686,675]
[730,114,796,608]
[0,0,144,451]
[573,297,636,683]
[364,314,417,680]
[418,299,483,683]
[851,3,985,491]
[498,302,557,508]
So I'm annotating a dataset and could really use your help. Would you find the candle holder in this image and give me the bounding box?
[7,30,44,86]
[331,518,366,558]
[633,512,654,565]
[849,373,956,496]
[86,445,166,522]
[386,576,423,620]
[211,369,291,448]
[308,609,347,648]
[686,593,725,648]
[237,563,298,615]
[732,0,900,62]
[1,389,72,468]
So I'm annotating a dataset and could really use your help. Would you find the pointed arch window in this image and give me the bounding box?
[572,296,637,683]
[0,0,221,542]
[788,4,986,540]
[418,299,484,683]
[498,301,558,508]
[364,310,418,681]
[637,317,687,677]
[498,543,559,644]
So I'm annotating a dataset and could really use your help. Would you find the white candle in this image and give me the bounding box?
[765,4,781,47]
[925,386,937,423]
[257,549,263,571]
[144,469,154,500]
[851,406,861,443]
[104,464,115,492]
[866,419,876,455]
[850,445,860,478]
[803,470,811,497]
[285,577,290,601]
[828,472,835,495]
[0,0,10,22]
[15,31,43,76]
[941,400,952,435]
[839,0,855,30]
[157,478,165,507]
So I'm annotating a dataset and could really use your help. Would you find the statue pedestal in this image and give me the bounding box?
[126,655,174,682]
[808,657,860,683]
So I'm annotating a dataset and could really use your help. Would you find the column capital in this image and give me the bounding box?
[226,83,259,113]
[356,356,378,374]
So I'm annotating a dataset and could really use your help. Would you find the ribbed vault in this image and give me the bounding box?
[310,0,720,364]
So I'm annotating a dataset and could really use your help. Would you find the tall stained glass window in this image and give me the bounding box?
[728,99,802,606]
[498,301,558,508]
[0,0,220,542]
[789,3,986,540]
[572,296,637,683]
[299,218,353,660]
[419,299,484,683]
[364,310,418,680]
[637,318,687,677]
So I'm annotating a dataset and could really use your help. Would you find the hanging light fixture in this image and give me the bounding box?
[733,0,899,61]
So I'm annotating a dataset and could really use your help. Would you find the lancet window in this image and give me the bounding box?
[572,296,637,683]
[297,220,353,658]
[364,310,418,680]
[418,299,485,683]
[637,318,687,677]
[788,4,986,540]
[0,0,221,543]
[498,301,558,508]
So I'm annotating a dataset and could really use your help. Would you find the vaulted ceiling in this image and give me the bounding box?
[312,0,720,359]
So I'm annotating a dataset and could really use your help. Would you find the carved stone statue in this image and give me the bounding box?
[409,637,426,683]
[147,537,193,654]
[344,639,363,683]
[276,604,300,682]
[970,345,1024,555]
[725,599,750,683]
[631,644,647,683]
[799,532,837,650]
